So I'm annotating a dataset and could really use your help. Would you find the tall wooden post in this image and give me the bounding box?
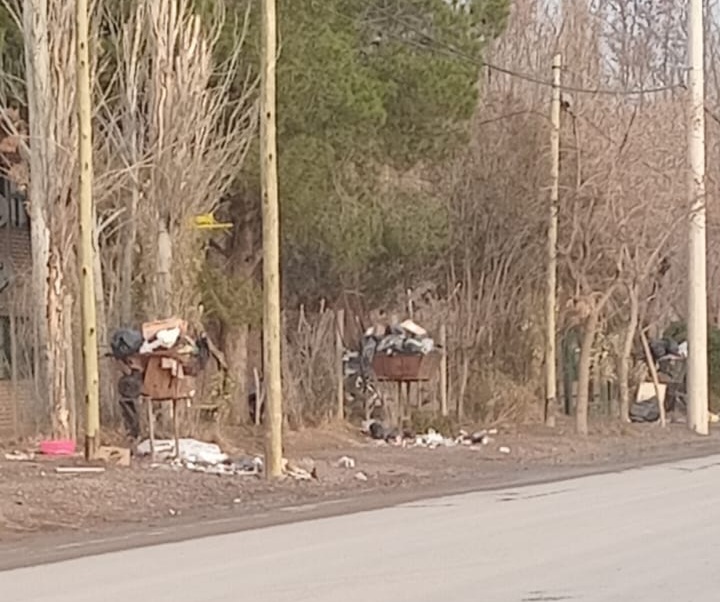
[439,323,448,417]
[544,53,562,428]
[687,0,709,435]
[76,0,100,458]
[336,309,345,421]
[261,0,283,478]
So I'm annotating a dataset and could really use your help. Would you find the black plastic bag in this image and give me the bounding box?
[629,398,660,423]
[110,328,144,359]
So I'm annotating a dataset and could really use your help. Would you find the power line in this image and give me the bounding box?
[327,5,684,97]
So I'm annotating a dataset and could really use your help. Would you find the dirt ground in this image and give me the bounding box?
[1,418,719,542]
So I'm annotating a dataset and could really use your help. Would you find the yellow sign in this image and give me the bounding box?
[192,212,232,230]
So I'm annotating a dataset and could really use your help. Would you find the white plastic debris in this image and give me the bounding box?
[282,458,316,480]
[4,451,34,461]
[336,456,356,469]
[137,438,228,465]
[415,429,456,449]
[354,471,368,482]
[156,327,182,348]
[499,446,511,455]
[399,319,428,338]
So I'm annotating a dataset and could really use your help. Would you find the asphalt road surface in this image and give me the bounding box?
[3,454,720,602]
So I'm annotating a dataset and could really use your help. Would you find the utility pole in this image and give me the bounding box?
[687,0,709,436]
[261,0,283,477]
[545,53,562,428]
[76,0,100,457]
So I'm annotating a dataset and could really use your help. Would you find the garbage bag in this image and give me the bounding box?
[117,371,143,399]
[649,338,681,361]
[629,397,660,423]
[649,340,668,361]
[368,421,386,440]
[111,328,144,359]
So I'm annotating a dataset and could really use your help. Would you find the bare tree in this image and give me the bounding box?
[15,0,87,437]
[96,0,257,323]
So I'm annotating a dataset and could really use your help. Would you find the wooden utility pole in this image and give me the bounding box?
[544,53,562,428]
[76,0,101,458]
[261,0,283,477]
[439,323,448,417]
[687,0,709,435]
[336,309,345,421]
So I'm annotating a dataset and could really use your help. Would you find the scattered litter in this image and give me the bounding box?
[138,438,263,476]
[399,319,428,338]
[457,430,490,446]
[336,456,356,469]
[96,446,131,467]
[137,438,227,464]
[282,458,317,481]
[499,446,511,455]
[710,412,719,424]
[354,471,368,482]
[4,451,35,461]
[55,466,106,474]
[363,423,507,451]
[415,429,455,449]
[39,439,76,457]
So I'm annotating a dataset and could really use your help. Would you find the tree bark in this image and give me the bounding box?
[576,285,617,435]
[575,308,600,436]
[23,0,54,417]
[222,322,249,423]
[93,218,114,421]
[48,248,69,438]
[618,285,639,422]
[119,187,139,325]
[156,220,173,318]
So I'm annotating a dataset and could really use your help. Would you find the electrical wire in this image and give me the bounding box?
[326,4,684,97]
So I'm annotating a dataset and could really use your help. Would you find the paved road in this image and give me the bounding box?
[3,454,720,602]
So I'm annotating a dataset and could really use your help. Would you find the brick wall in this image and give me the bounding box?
[0,379,32,438]
[0,226,33,438]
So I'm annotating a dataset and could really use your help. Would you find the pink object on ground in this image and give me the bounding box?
[39,439,76,456]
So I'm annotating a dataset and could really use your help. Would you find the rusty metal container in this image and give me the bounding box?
[372,350,441,382]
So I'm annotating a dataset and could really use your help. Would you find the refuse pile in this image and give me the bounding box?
[136,438,319,480]
[362,420,500,450]
[366,319,436,358]
[110,317,211,375]
[632,336,688,423]
[648,337,687,362]
[137,438,263,476]
[343,318,437,381]
[110,318,212,438]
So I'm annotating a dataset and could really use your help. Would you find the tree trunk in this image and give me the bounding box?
[118,120,140,325]
[618,286,639,422]
[223,322,249,423]
[64,294,77,441]
[156,220,173,318]
[23,0,54,418]
[94,218,115,422]
[48,248,69,438]
[457,351,469,420]
[576,308,602,436]
[220,214,258,423]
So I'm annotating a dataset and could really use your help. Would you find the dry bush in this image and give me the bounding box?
[281,305,338,428]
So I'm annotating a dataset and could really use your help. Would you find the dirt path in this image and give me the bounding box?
[1,419,718,549]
